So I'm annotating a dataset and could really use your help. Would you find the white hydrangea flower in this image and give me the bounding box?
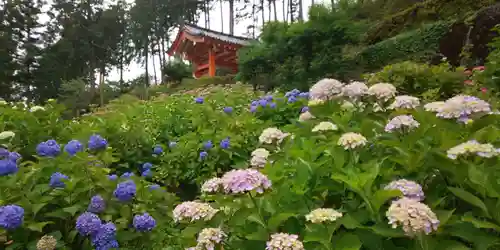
[266,233,304,250]
[298,111,315,122]
[423,101,445,112]
[309,78,344,102]
[196,228,226,250]
[250,148,270,168]
[341,81,368,100]
[259,128,289,144]
[387,95,420,110]
[367,83,397,101]
[312,121,338,132]
[0,131,15,140]
[436,95,491,122]
[201,177,222,193]
[386,197,440,236]
[446,140,500,159]
[172,201,219,222]
[340,101,355,110]
[337,132,367,150]
[384,115,420,133]
[305,208,343,224]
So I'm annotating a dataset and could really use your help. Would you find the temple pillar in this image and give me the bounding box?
[208,46,216,77]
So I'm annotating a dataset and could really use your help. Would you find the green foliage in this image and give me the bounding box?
[366,61,466,101]
[162,60,193,84]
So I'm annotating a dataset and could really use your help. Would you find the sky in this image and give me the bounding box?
[105,0,322,82]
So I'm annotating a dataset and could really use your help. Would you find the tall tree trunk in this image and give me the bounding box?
[229,0,234,35]
[99,66,105,106]
[144,39,150,88]
[260,0,265,27]
[289,0,294,22]
[273,0,277,20]
[282,0,287,22]
[151,41,157,84]
[268,0,271,21]
[298,0,303,21]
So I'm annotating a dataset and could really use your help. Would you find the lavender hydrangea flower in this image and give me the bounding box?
[142,169,152,177]
[220,138,230,149]
[266,233,304,250]
[0,205,24,230]
[200,151,208,160]
[195,97,204,104]
[251,100,258,106]
[108,174,118,181]
[0,148,9,157]
[113,180,136,202]
[384,115,420,133]
[88,135,107,150]
[250,106,258,113]
[76,212,102,236]
[49,172,69,188]
[142,162,153,170]
[223,107,233,114]
[7,152,21,162]
[36,139,61,157]
[301,106,309,113]
[299,92,309,98]
[220,169,271,194]
[91,222,119,250]
[384,179,425,201]
[386,197,439,236]
[0,159,18,176]
[64,140,84,156]
[88,195,106,213]
[287,96,297,103]
[269,102,277,108]
[204,140,213,150]
[121,172,134,178]
[259,99,268,107]
[152,145,163,155]
[133,213,156,232]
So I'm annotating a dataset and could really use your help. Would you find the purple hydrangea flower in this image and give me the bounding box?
[113,180,136,202]
[250,106,257,113]
[76,212,102,236]
[299,92,309,99]
[0,159,18,176]
[141,169,152,177]
[36,139,61,157]
[220,169,272,194]
[0,148,9,157]
[91,222,119,250]
[269,102,277,108]
[0,205,24,230]
[152,145,163,155]
[108,174,118,181]
[49,172,69,188]
[195,97,204,104]
[223,107,233,114]
[384,179,425,201]
[142,162,153,170]
[64,140,84,156]
[121,172,134,178]
[287,96,297,103]
[7,152,21,162]
[199,151,208,160]
[251,100,258,106]
[88,195,106,213]
[301,106,309,113]
[133,213,156,232]
[264,95,273,101]
[204,140,213,150]
[88,135,107,150]
[258,99,268,107]
[220,138,230,149]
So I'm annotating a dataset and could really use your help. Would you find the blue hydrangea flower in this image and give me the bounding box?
[195,97,204,104]
[258,99,268,107]
[169,141,177,148]
[121,172,134,178]
[91,222,119,250]
[7,152,21,162]
[0,205,24,230]
[88,195,106,213]
[204,140,213,150]
[36,139,61,157]
[76,212,102,236]
[199,151,208,160]
[142,162,153,170]
[299,92,309,99]
[64,140,83,156]
[220,138,230,149]
[223,107,233,114]
[88,135,107,150]
[250,106,257,113]
[152,145,163,155]
[141,169,152,177]
[301,106,309,113]
[0,159,18,176]
[133,213,156,232]
[269,102,277,108]
[108,174,118,181]
[113,180,136,202]
[0,148,9,157]
[288,96,297,103]
[251,100,258,106]
[149,184,160,191]
[49,172,69,188]
[264,95,273,101]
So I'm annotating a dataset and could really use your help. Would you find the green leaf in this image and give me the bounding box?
[369,223,405,238]
[448,187,490,217]
[180,226,200,239]
[62,205,81,216]
[27,221,53,232]
[244,227,268,241]
[462,215,500,231]
[247,214,267,229]
[437,240,471,250]
[333,232,362,250]
[267,212,295,231]
[32,203,47,215]
[435,209,455,226]
[371,189,402,213]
